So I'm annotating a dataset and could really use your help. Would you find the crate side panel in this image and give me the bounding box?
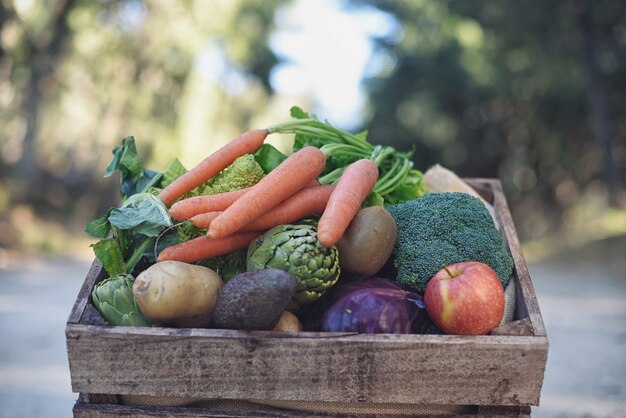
[74,401,530,417]
[68,259,105,325]
[490,180,546,337]
[67,326,547,406]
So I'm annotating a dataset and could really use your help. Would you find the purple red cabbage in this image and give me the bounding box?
[304,277,437,334]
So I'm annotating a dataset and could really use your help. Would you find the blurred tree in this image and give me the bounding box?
[354,0,625,241]
[12,0,76,180]
[0,0,286,251]
[1,0,624,252]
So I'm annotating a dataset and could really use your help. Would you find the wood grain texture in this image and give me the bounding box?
[491,319,534,337]
[489,180,546,338]
[78,393,120,405]
[476,405,531,417]
[67,178,548,410]
[67,323,546,406]
[67,259,105,325]
[73,400,530,418]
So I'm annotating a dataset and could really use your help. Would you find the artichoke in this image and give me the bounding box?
[92,273,152,327]
[247,223,341,309]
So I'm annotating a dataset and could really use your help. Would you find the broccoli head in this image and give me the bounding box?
[388,192,514,293]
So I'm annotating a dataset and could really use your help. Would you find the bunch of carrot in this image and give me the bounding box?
[156,128,379,264]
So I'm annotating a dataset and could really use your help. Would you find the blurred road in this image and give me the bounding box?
[529,236,626,418]
[0,236,624,418]
[0,254,88,418]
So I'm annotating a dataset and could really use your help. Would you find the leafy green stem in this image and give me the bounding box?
[374,158,413,195]
[269,119,371,152]
[317,166,347,185]
[370,145,397,166]
[319,143,367,158]
[126,236,156,273]
[267,106,428,205]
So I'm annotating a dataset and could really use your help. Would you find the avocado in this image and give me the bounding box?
[213,269,297,330]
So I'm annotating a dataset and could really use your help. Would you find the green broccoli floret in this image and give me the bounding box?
[388,192,514,293]
[199,154,264,195]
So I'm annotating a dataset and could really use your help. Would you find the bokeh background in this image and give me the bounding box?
[0,0,625,417]
[1,0,625,256]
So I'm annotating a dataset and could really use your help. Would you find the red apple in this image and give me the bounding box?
[424,261,505,335]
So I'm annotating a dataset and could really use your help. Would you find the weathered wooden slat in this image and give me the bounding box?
[78,393,120,405]
[489,181,546,338]
[67,323,547,406]
[67,259,104,324]
[73,402,311,418]
[464,178,496,204]
[73,400,530,418]
[491,318,534,337]
[476,405,531,417]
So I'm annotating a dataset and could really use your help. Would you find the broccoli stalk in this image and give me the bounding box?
[388,192,514,293]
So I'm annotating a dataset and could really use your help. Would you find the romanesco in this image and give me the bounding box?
[163,155,263,273]
[388,192,514,293]
[197,249,247,282]
[154,154,265,200]
[199,154,264,195]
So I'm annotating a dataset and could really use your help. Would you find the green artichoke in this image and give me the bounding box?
[247,223,341,309]
[92,273,152,327]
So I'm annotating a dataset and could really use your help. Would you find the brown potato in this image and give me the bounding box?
[272,311,302,332]
[336,206,397,276]
[133,261,223,328]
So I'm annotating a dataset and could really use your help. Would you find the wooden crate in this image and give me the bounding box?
[66,179,547,417]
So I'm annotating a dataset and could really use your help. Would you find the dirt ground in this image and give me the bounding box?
[0,236,624,417]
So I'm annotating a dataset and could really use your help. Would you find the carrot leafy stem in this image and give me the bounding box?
[267,106,428,205]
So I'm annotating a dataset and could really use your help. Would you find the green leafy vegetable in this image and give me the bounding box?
[363,191,385,207]
[105,136,163,200]
[85,210,113,239]
[87,138,171,275]
[108,193,172,237]
[253,143,287,174]
[86,193,172,275]
[92,238,127,277]
[161,158,187,188]
[383,168,429,205]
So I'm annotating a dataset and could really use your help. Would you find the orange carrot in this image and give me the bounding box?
[190,185,334,230]
[169,178,320,221]
[317,159,379,248]
[157,231,261,264]
[158,129,267,206]
[168,187,250,221]
[189,211,221,229]
[207,146,327,239]
[304,178,320,188]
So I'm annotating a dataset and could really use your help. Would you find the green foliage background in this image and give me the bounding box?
[0,0,624,257]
